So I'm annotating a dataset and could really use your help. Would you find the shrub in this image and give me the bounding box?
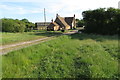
[2,18,35,33]
[2,18,25,32]
[82,7,120,35]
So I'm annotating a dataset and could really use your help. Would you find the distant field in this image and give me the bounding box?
[2,33,119,78]
[1,31,62,45]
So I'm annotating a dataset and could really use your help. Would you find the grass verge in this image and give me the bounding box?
[1,31,62,45]
[2,33,119,78]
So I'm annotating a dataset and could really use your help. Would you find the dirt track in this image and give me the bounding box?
[0,30,78,55]
[0,37,53,55]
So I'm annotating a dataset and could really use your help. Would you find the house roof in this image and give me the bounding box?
[35,22,51,24]
[52,22,59,26]
[47,22,59,28]
[47,14,75,29]
[65,17,74,26]
[57,16,70,27]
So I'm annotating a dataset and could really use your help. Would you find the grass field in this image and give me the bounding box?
[1,31,62,45]
[2,33,119,78]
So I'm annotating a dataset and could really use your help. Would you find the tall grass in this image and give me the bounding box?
[1,31,62,45]
[2,33,119,78]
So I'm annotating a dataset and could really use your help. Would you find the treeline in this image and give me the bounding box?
[82,7,120,35]
[76,19,84,27]
[2,18,35,32]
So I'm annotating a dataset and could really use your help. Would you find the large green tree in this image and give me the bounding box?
[82,7,120,35]
[2,18,26,32]
[21,19,35,32]
[2,18,35,32]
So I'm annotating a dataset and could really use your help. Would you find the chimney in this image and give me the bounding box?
[56,14,59,17]
[51,19,53,22]
[74,14,75,18]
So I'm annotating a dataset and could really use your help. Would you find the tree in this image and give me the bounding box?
[21,18,29,23]
[21,19,35,32]
[2,18,26,32]
[82,7,120,35]
[77,19,85,27]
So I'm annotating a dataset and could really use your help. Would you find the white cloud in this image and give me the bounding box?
[0,0,119,22]
[50,0,119,11]
[44,0,119,19]
[0,4,13,10]
[0,4,43,15]
[0,0,60,2]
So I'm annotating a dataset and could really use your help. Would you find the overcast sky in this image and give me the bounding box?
[0,0,119,23]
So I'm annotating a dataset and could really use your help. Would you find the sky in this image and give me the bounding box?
[0,0,119,23]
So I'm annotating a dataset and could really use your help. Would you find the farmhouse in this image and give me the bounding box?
[35,22,50,30]
[47,14,76,31]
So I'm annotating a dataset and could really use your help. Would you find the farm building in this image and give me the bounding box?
[47,14,76,31]
[35,22,50,30]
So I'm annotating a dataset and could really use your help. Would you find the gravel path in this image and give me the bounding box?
[0,37,49,50]
[0,37,53,55]
[0,30,78,55]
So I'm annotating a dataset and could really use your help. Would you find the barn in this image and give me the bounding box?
[35,22,50,30]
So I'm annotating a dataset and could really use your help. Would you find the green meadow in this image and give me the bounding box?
[2,33,119,78]
[1,31,62,45]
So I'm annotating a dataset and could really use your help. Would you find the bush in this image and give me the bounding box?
[2,18,35,33]
[21,18,35,32]
[2,19,14,32]
[61,30,65,32]
[76,19,85,27]
[2,18,25,32]
[82,7,120,35]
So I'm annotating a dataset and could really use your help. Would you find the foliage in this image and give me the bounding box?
[21,19,29,23]
[76,19,85,27]
[82,7,120,35]
[2,33,119,78]
[2,18,25,32]
[21,19,35,32]
[2,18,35,33]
